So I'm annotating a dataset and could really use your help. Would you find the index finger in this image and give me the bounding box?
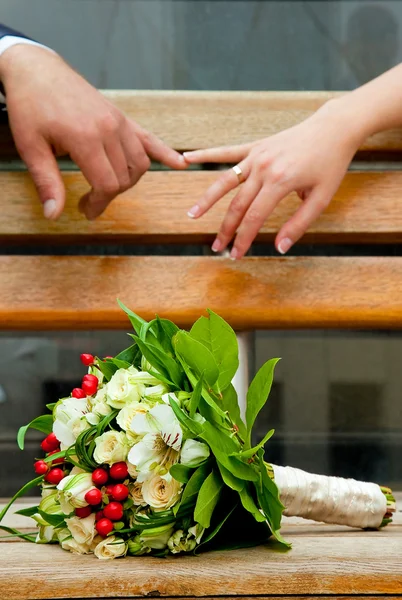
[183,143,254,164]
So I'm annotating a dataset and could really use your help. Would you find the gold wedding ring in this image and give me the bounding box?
[232,164,246,184]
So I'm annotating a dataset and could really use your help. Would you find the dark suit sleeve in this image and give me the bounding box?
[0,23,31,41]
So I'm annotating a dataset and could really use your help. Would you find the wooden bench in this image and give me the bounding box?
[0,91,401,599]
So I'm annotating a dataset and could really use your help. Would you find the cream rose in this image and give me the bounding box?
[107,367,142,408]
[93,430,129,465]
[57,528,92,555]
[65,514,96,546]
[130,481,147,506]
[94,536,127,560]
[142,474,182,510]
[57,472,96,514]
[116,402,148,434]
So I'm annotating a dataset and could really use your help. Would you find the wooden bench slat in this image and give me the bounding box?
[2,91,402,157]
[1,256,402,330]
[1,171,402,244]
[0,533,399,599]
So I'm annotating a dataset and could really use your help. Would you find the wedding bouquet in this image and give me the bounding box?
[0,304,395,559]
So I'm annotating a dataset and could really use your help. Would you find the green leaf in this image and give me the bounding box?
[0,476,43,523]
[195,500,238,553]
[0,525,38,543]
[95,359,118,382]
[45,403,56,412]
[117,300,147,334]
[255,449,289,547]
[17,415,53,450]
[177,461,212,515]
[173,330,219,390]
[111,358,130,369]
[37,509,65,528]
[189,375,204,419]
[246,358,280,446]
[175,358,226,420]
[115,342,142,366]
[14,506,39,518]
[169,464,193,484]
[217,463,244,492]
[132,335,182,388]
[190,310,239,392]
[169,397,202,437]
[220,383,247,441]
[200,422,258,482]
[194,470,224,528]
[239,484,266,522]
[231,429,275,460]
[43,450,66,464]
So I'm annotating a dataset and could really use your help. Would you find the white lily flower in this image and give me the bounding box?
[127,404,182,481]
[180,439,210,468]
[53,398,88,449]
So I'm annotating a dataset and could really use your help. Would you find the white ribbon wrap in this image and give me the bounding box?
[272,464,386,529]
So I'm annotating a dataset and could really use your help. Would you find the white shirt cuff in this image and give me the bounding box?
[0,36,54,105]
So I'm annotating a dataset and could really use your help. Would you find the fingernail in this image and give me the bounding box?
[187,205,200,218]
[183,152,192,159]
[230,247,239,261]
[211,239,222,253]
[43,199,57,220]
[278,237,293,255]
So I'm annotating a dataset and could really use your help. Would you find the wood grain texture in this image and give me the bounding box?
[2,91,402,155]
[1,92,402,158]
[1,170,402,244]
[1,256,402,330]
[0,532,400,599]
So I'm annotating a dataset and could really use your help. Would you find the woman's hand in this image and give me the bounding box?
[184,100,365,258]
[0,45,186,220]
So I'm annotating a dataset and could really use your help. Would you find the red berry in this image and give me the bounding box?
[105,484,115,497]
[45,468,65,485]
[82,374,98,383]
[48,449,64,464]
[109,462,128,480]
[41,433,59,453]
[75,506,92,518]
[95,510,104,522]
[72,387,86,399]
[96,518,114,537]
[80,353,94,366]
[103,501,123,521]
[34,460,48,475]
[92,468,108,486]
[84,488,103,506]
[111,483,129,501]
[82,380,98,396]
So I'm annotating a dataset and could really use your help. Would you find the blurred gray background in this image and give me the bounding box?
[1,0,401,494]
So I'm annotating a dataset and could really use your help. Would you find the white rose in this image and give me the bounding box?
[140,524,174,550]
[36,525,57,544]
[57,472,96,513]
[53,398,89,448]
[65,514,96,546]
[180,439,210,468]
[142,474,182,511]
[87,386,113,423]
[57,528,92,555]
[116,402,148,433]
[130,481,147,506]
[107,367,142,408]
[94,536,127,560]
[93,430,129,465]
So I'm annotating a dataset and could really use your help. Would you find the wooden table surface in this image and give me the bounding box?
[0,496,401,600]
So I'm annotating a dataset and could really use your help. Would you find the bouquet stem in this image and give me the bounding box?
[271,464,395,529]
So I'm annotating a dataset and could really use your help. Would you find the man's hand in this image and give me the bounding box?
[0,45,186,220]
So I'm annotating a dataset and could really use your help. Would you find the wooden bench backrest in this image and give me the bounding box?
[1,91,402,331]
